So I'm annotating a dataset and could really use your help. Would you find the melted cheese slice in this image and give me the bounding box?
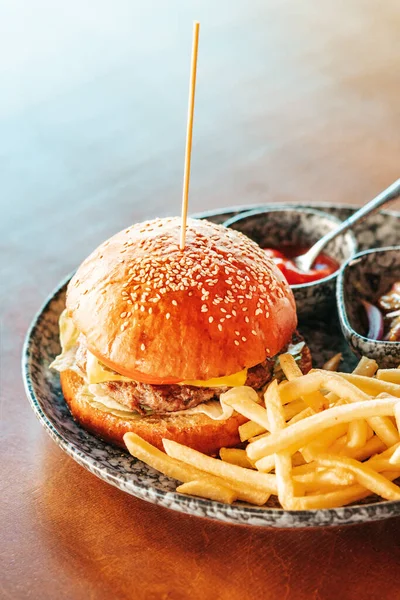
[180,369,248,388]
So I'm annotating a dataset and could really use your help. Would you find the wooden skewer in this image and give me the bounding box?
[180,21,200,251]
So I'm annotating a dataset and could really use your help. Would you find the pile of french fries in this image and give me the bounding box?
[124,356,400,510]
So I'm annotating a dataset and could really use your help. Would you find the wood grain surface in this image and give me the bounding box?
[1,1,400,598]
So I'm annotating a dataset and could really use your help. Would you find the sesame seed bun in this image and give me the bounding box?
[60,369,248,455]
[67,217,297,382]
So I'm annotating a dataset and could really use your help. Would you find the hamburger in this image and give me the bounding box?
[51,217,311,455]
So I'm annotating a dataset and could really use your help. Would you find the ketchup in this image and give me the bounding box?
[264,246,339,285]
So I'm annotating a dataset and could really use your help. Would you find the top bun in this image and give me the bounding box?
[67,217,296,383]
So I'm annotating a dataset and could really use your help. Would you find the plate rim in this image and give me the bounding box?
[22,204,400,528]
[192,200,400,220]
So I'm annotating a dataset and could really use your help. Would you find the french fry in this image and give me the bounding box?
[289,478,399,510]
[255,444,301,472]
[239,420,265,442]
[292,462,355,484]
[376,369,400,385]
[322,353,342,372]
[366,415,399,447]
[284,399,309,420]
[342,360,378,447]
[292,462,321,475]
[287,407,315,424]
[301,423,349,462]
[367,442,400,463]
[278,372,325,404]
[325,435,347,454]
[221,387,271,430]
[176,480,236,504]
[334,435,386,461]
[366,424,375,440]
[395,403,400,432]
[313,371,400,447]
[294,468,354,487]
[365,458,397,472]
[345,358,378,447]
[278,353,303,380]
[353,356,378,377]
[163,438,278,494]
[238,401,308,443]
[313,371,370,402]
[347,419,368,449]
[223,387,308,434]
[265,380,294,509]
[124,433,269,505]
[220,448,254,469]
[279,354,328,411]
[389,445,400,466]
[247,398,399,461]
[336,373,400,397]
[250,407,314,444]
[315,455,400,501]
[255,450,305,473]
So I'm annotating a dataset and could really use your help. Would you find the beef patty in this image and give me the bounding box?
[77,331,311,415]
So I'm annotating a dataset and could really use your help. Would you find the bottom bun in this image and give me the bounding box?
[60,370,248,456]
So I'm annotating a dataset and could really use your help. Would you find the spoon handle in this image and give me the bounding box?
[299,178,400,271]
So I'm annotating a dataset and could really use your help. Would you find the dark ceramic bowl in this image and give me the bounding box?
[223,208,357,318]
[337,246,400,368]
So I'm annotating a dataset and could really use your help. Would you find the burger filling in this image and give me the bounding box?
[51,310,311,419]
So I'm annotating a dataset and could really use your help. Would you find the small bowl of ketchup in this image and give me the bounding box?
[223,207,357,317]
[337,246,400,368]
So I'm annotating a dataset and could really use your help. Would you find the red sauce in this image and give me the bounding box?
[264,246,339,285]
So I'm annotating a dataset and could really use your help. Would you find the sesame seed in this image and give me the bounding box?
[252,330,257,335]
[242,337,247,342]
[166,313,170,320]
[86,218,280,326]
[234,340,240,346]
[120,312,127,318]
[141,343,146,351]
[218,324,223,331]
[208,316,213,323]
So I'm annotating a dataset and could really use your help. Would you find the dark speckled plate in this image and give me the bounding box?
[22,203,400,528]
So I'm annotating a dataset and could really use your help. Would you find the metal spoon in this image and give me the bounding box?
[294,178,400,272]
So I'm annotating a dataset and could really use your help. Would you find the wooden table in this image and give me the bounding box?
[2,1,400,598]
